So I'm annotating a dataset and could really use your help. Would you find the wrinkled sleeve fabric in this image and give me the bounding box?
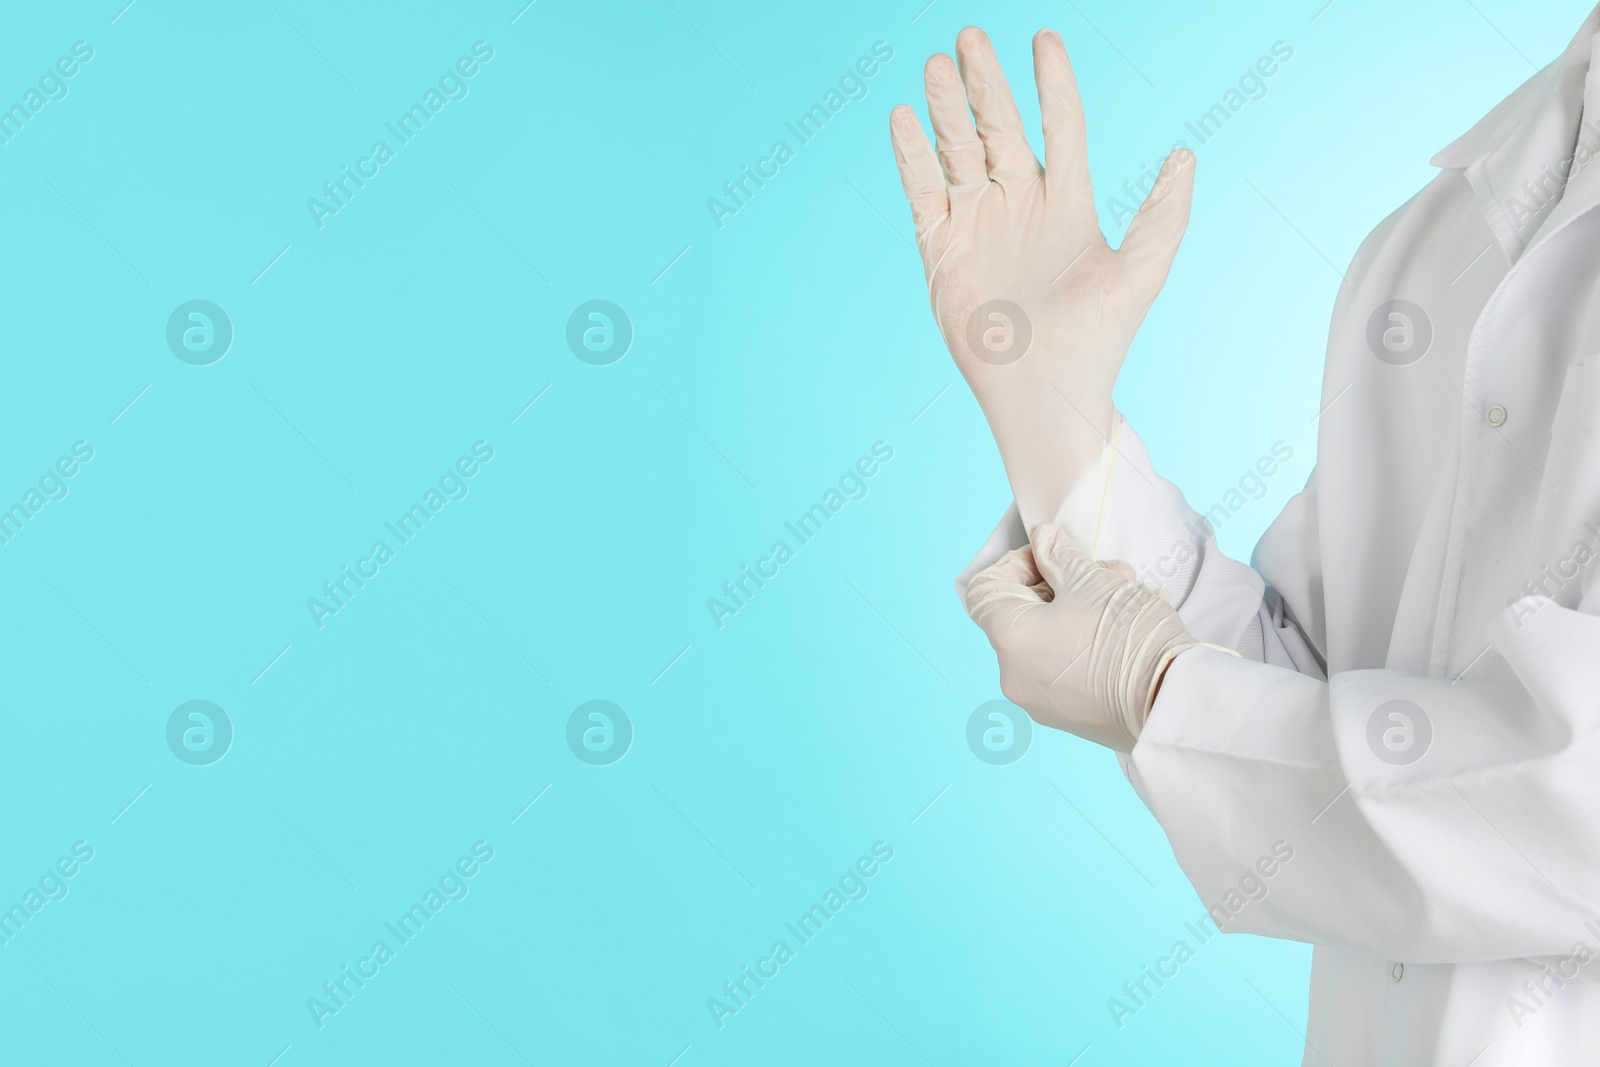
[1128,599,1600,963]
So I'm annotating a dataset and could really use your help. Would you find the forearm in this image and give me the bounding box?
[979,386,1116,548]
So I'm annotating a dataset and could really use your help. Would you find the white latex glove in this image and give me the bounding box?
[964,524,1204,753]
[889,27,1196,543]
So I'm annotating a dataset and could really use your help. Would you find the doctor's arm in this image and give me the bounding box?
[889,27,1196,548]
[968,516,1600,965]
[892,28,1325,676]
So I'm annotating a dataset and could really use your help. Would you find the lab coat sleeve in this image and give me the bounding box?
[1127,595,1600,964]
[955,415,1326,678]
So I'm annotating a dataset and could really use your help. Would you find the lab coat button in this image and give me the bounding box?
[1392,962,1404,982]
[1486,404,1508,427]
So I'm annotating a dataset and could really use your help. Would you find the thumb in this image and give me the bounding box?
[1118,147,1196,300]
[1029,524,1099,594]
[964,545,1046,637]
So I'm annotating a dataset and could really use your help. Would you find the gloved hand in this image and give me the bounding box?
[889,27,1196,545]
[964,524,1202,753]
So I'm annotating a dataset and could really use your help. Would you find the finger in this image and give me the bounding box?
[967,545,1044,601]
[1033,29,1095,216]
[1118,148,1196,297]
[924,52,987,188]
[955,26,1041,183]
[1103,559,1136,582]
[889,104,950,239]
[965,547,1046,628]
[966,568,1046,637]
[1028,523,1102,594]
[1139,580,1173,604]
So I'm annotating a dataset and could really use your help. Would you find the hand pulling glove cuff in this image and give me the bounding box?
[965,523,1233,753]
[1073,551,1200,750]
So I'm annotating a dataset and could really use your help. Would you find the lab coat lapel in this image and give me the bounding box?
[1431,5,1600,263]
[1524,118,1600,258]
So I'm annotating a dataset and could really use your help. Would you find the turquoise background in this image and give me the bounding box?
[0,0,1586,1063]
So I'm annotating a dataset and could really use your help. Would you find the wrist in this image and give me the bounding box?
[985,399,1118,536]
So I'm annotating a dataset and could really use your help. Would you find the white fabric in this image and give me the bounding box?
[959,6,1600,1063]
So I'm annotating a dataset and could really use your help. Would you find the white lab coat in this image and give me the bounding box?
[960,7,1600,1064]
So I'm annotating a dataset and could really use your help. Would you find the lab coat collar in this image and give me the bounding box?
[1430,2,1600,262]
